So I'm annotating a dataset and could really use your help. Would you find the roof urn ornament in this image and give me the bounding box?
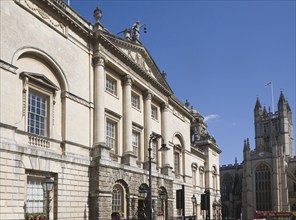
[93,7,102,23]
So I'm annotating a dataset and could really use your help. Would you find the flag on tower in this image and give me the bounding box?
[265,81,272,86]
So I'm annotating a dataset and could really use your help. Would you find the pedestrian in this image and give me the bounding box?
[111,212,121,220]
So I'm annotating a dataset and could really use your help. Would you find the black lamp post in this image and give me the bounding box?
[148,134,169,220]
[42,176,54,220]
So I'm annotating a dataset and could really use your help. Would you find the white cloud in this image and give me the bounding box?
[204,114,220,122]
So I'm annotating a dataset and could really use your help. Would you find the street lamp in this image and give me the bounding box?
[148,134,169,220]
[42,176,54,220]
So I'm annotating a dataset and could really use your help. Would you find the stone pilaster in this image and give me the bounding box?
[121,75,137,166]
[92,54,110,160]
[144,90,153,161]
[161,103,173,176]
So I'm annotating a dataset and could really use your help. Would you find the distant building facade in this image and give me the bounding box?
[0,1,221,220]
[220,92,295,220]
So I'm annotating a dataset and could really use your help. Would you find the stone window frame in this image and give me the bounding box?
[21,72,58,148]
[174,144,182,176]
[106,119,117,153]
[105,111,121,155]
[112,183,126,217]
[24,170,56,220]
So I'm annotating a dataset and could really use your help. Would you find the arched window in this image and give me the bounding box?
[199,166,204,189]
[255,164,271,211]
[112,184,124,214]
[221,174,233,201]
[173,134,184,177]
[192,164,198,188]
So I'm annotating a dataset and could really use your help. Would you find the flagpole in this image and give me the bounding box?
[265,81,275,114]
[271,82,274,114]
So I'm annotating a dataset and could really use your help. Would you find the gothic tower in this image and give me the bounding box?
[241,92,294,220]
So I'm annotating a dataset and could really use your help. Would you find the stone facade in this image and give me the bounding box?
[0,1,221,219]
[220,93,295,220]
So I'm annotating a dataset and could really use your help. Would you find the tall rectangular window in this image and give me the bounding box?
[28,91,47,136]
[106,120,116,150]
[132,131,139,157]
[174,152,180,175]
[151,105,158,120]
[106,76,117,95]
[26,176,44,213]
[131,93,140,109]
[152,140,158,162]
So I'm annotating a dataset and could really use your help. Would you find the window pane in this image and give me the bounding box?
[112,185,123,213]
[132,132,139,156]
[27,176,45,214]
[28,92,47,136]
[151,105,157,120]
[131,94,139,109]
[106,77,117,95]
[106,121,116,150]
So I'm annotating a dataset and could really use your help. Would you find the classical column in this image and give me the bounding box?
[123,75,133,153]
[92,54,109,159]
[161,103,173,175]
[144,90,153,165]
[122,75,137,166]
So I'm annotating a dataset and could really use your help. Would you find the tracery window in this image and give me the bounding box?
[291,203,296,212]
[255,163,271,211]
[221,174,233,201]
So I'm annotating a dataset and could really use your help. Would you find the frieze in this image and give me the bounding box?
[61,91,92,108]
[15,0,67,36]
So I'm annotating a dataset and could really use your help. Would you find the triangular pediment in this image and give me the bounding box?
[103,33,155,76]
[20,72,59,91]
[101,33,172,94]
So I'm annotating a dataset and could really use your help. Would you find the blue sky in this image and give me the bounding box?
[67,0,296,166]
